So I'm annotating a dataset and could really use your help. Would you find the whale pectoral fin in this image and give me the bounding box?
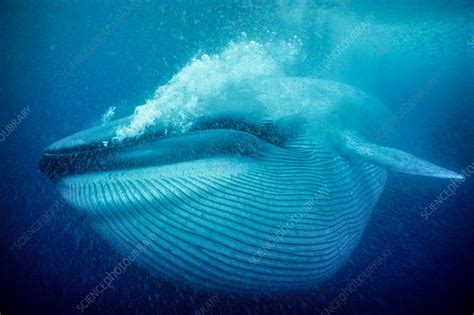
[339,131,464,179]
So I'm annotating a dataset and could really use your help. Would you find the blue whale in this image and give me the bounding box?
[39,77,461,294]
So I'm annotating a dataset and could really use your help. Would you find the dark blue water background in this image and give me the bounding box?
[1,1,473,314]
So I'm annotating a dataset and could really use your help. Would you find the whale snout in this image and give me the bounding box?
[39,116,289,180]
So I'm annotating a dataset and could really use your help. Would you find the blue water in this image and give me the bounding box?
[1,1,473,314]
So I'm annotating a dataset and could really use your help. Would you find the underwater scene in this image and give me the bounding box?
[1,0,473,314]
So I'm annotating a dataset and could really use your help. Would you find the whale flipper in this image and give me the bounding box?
[339,131,463,179]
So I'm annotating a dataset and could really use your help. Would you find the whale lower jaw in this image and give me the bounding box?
[57,138,386,295]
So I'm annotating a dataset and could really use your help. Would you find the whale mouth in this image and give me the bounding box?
[38,115,291,180]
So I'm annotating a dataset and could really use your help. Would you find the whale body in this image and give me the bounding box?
[39,77,461,294]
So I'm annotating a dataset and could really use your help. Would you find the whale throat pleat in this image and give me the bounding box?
[58,140,386,293]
